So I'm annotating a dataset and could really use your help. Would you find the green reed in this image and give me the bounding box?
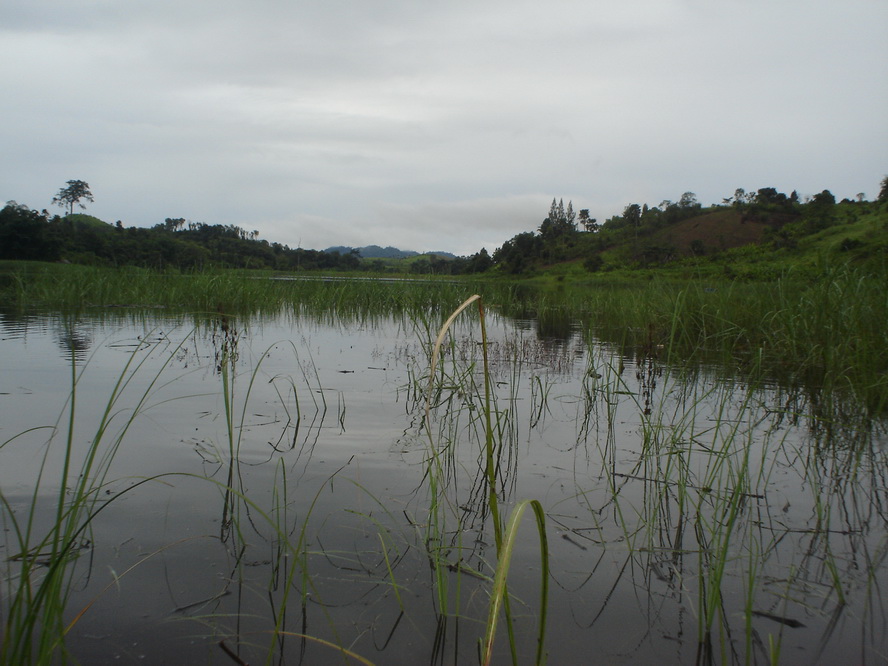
[576,322,887,664]
[424,295,549,664]
[490,265,888,417]
[5,261,884,413]
[0,333,185,664]
[0,264,484,323]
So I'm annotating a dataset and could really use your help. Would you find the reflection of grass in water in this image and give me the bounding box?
[0,331,187,664]
[410,286,884,662]
[206,320,341,661]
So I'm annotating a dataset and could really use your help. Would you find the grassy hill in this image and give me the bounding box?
[65,213,114,230]
[497,197,887,283]
[647,208,770,255]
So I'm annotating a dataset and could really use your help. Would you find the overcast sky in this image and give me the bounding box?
[2,1,886,256]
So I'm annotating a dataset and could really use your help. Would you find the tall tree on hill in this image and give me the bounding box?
[540,198,578,238]
[806,189,836,230]
[623,203,641,228]
[52,180,94,216]
[678,191,699,209]
[578,209,598,232]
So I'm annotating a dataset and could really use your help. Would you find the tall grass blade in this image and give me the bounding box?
[481,499,549,666]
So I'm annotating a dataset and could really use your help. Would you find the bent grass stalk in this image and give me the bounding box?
[426,295,549,664]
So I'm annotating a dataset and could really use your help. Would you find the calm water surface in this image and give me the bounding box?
[1,306,885,664]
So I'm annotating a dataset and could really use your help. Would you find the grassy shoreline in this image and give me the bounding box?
[2,261,886,417]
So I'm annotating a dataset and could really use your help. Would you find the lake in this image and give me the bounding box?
[1,289,885,664]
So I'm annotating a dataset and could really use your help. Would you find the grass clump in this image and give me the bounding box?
[424,295,549,664]
[0,333,184,663]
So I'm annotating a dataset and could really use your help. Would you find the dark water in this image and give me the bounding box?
[1,308,885,664]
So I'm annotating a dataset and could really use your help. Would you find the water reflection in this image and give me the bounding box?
[0,310,94,363]
[56,320,93,363]
[0,308,47,341]
[0,306,885,664]
[494,289,579,343]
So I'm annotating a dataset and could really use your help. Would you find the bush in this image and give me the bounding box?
[583,255,603,272]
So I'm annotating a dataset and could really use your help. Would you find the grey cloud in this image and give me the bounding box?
[2,0,886,255]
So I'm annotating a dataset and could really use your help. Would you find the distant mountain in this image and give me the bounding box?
[323,245,457,259]
[323,245,413,259]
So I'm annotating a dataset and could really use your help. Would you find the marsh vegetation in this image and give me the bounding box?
[1,269,886,664]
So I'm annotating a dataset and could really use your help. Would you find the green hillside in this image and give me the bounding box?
[493,190,887,281]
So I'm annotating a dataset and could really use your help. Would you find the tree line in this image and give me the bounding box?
[0,180,494,273]
[3,178,885,274]
[0,203,497,273]
[491,181,887,274]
